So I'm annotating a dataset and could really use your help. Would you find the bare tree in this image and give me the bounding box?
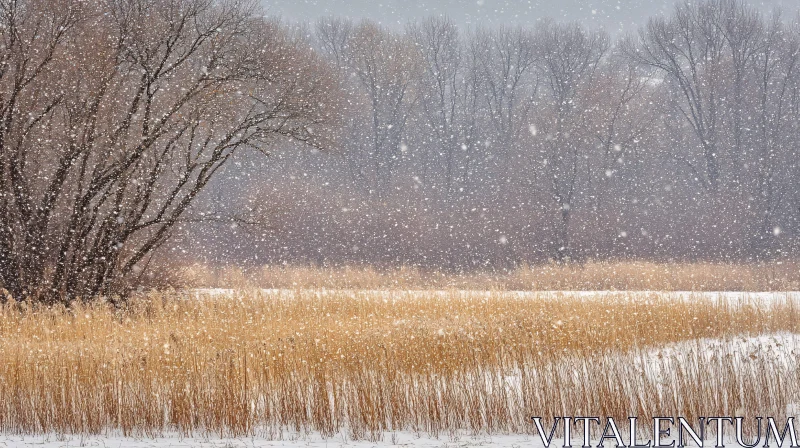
[408,17,464,197]
[623,0,729,191]
[748,13,800,257]
[579,55,655,257]
[473,26,537,159]
[0,0,334,303]
[719,0,763,175]
[316,19,420,197]
[533,21,609,262]
[315,16,353,70]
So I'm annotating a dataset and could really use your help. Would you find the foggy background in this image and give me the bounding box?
[262,0,794,32]
[172,0,800,270]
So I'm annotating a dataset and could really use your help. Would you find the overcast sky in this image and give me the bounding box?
[261,0,798,34]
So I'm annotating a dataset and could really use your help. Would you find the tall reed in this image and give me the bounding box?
[0,290,797,439]
[173,262,800,291]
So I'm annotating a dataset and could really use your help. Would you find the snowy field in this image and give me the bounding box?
[190,288,800,307]
[5,433,800,448]
[2,332,797,448]
[0,432,538,447]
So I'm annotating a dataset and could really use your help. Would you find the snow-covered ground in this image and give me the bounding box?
[3,333,798,448]
[189,288,800,307]
[0,432,538,447]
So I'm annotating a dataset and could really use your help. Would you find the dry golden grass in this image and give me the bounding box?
[0,290,798,439]
[174,261,800,291]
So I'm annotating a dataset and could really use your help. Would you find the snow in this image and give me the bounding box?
[635,332,800,391]
[0,432,537,447]
[189,289,800,308]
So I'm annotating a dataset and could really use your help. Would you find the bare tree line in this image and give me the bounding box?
[200,0,800,270]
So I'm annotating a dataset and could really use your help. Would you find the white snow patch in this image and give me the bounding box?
[188,289,800,309]
[0,432,536,447]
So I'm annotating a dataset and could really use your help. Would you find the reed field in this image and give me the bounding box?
[0,288,798,440]
[173,261,800,291]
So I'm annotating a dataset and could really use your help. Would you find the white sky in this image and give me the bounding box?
[261,0,798,34]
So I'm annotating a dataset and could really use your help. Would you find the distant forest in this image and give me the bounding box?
[188,0,800,268]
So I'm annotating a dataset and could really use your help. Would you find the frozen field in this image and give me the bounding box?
[190,288,800,307]
[2,333,797,448]
[5,434,800,448]
[0,433,537,447]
